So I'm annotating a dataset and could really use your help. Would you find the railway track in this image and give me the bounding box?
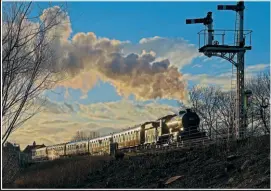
[123,137,215,156]
[30,137,217,163]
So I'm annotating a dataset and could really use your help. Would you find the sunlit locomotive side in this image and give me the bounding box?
[160,108,203,143]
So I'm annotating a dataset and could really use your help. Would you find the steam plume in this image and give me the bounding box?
[42,6,197,102]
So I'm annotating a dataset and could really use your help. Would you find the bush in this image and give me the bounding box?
[2,148,21,187]
[13,155,112,188]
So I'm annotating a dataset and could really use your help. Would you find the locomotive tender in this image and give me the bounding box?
[32,109,206,161]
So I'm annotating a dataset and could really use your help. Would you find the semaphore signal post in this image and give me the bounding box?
[186,1,252,141]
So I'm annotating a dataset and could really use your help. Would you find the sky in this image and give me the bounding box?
[3,1,270,148]
[37,1,270,105]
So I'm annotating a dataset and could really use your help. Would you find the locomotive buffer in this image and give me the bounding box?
[186,1,252,140]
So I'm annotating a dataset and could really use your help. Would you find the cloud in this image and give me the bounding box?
[246,63,270,72]
[183,73,232,90]
[184,63,270,91]
[192,64,202,68]
[203,56,226,64]
[203,57,212,62]
[8,99,180,149]
[123,36,200,69]
[32,6,198,103]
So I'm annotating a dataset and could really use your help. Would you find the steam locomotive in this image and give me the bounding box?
[32,109,207,161]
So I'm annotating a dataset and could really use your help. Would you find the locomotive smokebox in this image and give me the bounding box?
[182,109,200,131]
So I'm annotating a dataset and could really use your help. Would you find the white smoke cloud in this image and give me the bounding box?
[35,6,198,103]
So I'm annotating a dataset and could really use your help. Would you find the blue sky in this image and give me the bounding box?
[31,1,270,107]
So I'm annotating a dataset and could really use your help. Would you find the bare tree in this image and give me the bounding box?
[71,131,100,142]
[181,71,270,139]
[215,91,235,138]
[245,71,270,135]
[2,2,67,145]
[185,86,221,138]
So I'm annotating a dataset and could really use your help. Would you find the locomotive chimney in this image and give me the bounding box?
[186,109,191,113]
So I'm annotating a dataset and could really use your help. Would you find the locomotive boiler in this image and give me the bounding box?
[155,108,203,144]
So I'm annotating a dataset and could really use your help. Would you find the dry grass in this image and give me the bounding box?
[13,155,112,188]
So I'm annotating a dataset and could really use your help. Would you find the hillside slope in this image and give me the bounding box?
[12,135,270,188]
[82,135,270,188]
